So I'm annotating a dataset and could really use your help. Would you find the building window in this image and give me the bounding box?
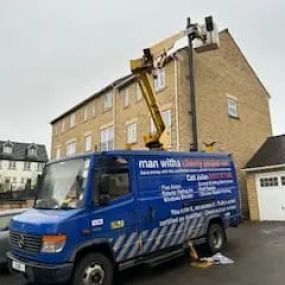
[54,124,58,136]
[123,88,129,107]
[66,141,76,156]
[28,145,38,156]
[70,114,75,128]
[3,142,13,154]
[92,102,96,118]
[260,177,279,187]
[100,126,114,151]
[8,161,16,169]
[24,161,31,170]
[136,83,142,101]
[104,92,113,111]
[56,147,61,159]
[61,119,65,132]
[227,98,239,118]
[151,109,171,133]
[37,163,44,171]
[154,68,165,92]
[84,135,92,152]
[281,177,285,186]
[83,107,88,122]
[127,123,137,144]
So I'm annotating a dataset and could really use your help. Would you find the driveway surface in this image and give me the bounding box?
[1,222,285,285]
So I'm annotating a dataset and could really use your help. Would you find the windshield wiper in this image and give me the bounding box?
[59,206,75,210]
[33,206,55,210]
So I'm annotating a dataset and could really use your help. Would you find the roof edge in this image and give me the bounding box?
[50,74,132,124]
[222,29,271,98]
[243,163,285,172]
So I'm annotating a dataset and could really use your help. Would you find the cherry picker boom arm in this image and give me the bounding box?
[130,18,213,149]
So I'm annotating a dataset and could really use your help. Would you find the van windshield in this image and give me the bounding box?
[34,157,90,209]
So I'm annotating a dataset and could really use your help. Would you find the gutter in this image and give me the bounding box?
[242,164,285,173]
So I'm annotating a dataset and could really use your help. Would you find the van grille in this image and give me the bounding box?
[10,231,42,254]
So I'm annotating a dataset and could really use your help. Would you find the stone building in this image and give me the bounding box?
[0,141,48,192]
[50,30,272,214]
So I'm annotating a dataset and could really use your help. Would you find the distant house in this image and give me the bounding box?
[0,141,48,192]
[244,135,285,221]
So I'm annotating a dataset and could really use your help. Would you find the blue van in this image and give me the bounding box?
[8,150,241,285]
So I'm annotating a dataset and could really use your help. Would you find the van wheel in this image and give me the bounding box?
[206,223,226,253]
[72,253,113,285]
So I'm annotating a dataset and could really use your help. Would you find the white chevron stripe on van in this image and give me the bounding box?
[125,229,150,260]
[143,228,159,253]
[170,221,185,246]
[191,216,204,238]
[159,222,179,250]
[114,234,126,252]
[187,217,199,238]
[149,225,169,252]
[117,232,138,261]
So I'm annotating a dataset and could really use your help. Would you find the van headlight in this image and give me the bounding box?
[41,235,67,253]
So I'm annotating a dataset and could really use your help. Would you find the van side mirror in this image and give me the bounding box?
[99,175,110,206]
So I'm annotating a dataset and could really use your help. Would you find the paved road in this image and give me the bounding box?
[1,222,285,285]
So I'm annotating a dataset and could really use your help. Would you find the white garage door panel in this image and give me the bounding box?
[256,171,285,221]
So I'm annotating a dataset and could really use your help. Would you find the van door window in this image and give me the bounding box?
[95,156,130,204]
[102,169,129,201]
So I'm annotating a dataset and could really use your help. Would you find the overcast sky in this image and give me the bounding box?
[0,0,284,155]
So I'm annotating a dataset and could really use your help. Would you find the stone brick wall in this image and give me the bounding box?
[0,200,33,210]
[246,172,260,221]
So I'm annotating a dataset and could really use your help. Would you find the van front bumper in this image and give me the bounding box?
[7,252,73,284]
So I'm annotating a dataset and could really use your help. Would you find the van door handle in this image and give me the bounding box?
[147,206,155,220]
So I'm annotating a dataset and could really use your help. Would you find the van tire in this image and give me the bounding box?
[72,253,113,285]
[205,222,226,253]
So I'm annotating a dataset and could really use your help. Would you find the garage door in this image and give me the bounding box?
[256,171,285,221]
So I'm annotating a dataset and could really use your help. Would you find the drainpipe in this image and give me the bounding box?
[174,56,180,151]
[186,17,198,151]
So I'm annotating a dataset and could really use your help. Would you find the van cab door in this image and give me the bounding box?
[90,155,140,263]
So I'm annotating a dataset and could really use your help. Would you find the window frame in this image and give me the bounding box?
[8,161,16,169]
[92,102,96,118]
[123,87,130,107]
[66,140,76,156]
[24,161,31,170]
[100,126,114,151]
[136,83,142,101]
[84,135,92,152]
[70,114,76,128]
[127,122,137,144]
[94,156,131,205]
[260,177,279,188]
[154,68,166,92]
[83,107,88,122]
[61,119,65,133]
[227,98,239,118]
[55,147,61,159]
[104,92,113,111]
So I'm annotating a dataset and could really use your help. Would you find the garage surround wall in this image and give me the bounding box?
[246,172,260,221]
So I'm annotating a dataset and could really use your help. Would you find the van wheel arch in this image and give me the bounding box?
[205,217,227,253]
[73,243,116,268]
